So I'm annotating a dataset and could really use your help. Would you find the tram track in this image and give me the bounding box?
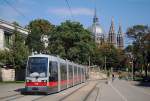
[31,95,48,101]
[0,94,25,101]
[83,81,100,101]
[0,94,19,100]
[58,82,88,101]
[0,80,103,101]
[0,93,45,101]
[6,95,25,101]
[31,82,89,101]
[58,80,101,101]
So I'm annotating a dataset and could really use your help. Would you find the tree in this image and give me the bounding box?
[10,22,29,69]
[26,19,54,53]
[48,20,95,65]
[0,22,29,69]
[0,50,13,66]
[126,25,150,78]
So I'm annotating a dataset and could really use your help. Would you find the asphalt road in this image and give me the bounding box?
[109,78,150,101]
[92,78,150,101]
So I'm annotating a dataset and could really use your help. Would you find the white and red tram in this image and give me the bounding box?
[25,54,87,94]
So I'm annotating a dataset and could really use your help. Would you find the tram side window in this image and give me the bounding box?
[49,61,58,81]
[60,63,67,81]
[78,67,80,77]
[82,68,84,76]
[69,65,73,79]
[79,67,81,81]
[74,66,77,78]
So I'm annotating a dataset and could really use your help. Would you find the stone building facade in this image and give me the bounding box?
[0,19,29,50]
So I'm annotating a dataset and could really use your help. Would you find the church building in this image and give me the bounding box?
[88,9,124,49]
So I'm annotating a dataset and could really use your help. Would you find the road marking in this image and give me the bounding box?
[110,83,128,101]
[97,84,102,101]
[95,87,100,101]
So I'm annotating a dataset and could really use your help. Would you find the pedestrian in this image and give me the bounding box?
[112,73,115,82]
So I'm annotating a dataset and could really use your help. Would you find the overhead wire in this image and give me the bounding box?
[3,0,29,21]
[64,0,74,20]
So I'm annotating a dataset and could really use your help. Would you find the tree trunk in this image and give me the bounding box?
[145,64,148,78]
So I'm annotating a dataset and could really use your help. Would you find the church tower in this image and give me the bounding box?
[88,8,105,45]
[93,8,99,24]
[108,17,116,46]
[117,23,124,49]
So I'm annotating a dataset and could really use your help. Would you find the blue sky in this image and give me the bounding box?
[0,0,150,46]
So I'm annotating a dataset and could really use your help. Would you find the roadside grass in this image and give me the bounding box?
[133,77,143,81]
[0,81,25,84]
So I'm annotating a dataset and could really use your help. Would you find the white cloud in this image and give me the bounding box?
[49,8,93,16]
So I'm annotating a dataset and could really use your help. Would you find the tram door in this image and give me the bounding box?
[48,61,58,93]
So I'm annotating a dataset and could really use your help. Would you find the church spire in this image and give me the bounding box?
[117,22,124,49]
[118,23,122,34]
[93,7,99,24]
[109,17,115,34]
[108,17,116,46]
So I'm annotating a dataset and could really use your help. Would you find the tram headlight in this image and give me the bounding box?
[26,79,31,82]
[41,80,47,82]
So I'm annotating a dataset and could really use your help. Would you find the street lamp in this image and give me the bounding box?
[104,56,107,72]
[126,52,134,80]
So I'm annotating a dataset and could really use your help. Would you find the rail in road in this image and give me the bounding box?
[0,81,89,101]
[83,81,100,101]
[58,82,88,101]
[0,80,101,101]
[1,79,150,101]
[0,94,25,101]
[58,80,105,101]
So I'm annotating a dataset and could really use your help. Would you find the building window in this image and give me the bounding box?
[4,32,12,48]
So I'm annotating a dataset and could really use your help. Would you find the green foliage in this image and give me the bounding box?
[127,25,149,39]
[10,23,29,69]
[0,50,13,65]
[126,25,150,77]
[26,19,54,53]
[48,20,95,64]
[0,22,29,69]
[91,43,127,70]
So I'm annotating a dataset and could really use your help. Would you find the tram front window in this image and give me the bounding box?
[27,57,48,78]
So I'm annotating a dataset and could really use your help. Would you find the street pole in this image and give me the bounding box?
[105,56,106,72]
[89,56,90,67]
[88,56,91,79]
[132,59,134,80]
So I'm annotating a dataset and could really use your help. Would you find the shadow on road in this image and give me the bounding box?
[14,88,51,95]
[134,81,150,88]
[131,77,150,88]
[14,88,25,93]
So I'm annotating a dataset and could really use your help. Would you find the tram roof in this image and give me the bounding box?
[29,54,49,58]
[29,54,86,68]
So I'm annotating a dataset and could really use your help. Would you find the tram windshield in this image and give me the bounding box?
[27,57,48,78]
